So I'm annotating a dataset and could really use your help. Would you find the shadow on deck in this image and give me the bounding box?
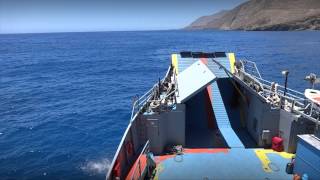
[185,88,228,148]
[218,78,258,148]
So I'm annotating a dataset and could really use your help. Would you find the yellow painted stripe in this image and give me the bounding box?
[171,54,179,74]
[279,152,295,159]
[254,149,295,173]
[255,149,272,172]
[260,149,295,159]
[228,53,236,74]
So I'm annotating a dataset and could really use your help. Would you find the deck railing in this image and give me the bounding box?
[256,77,305,102]
[130,140,150,180]
[240,60,305,101]
[130,66,175,121]
[241,59,262,79]
[239,60,320,125]
[131,84,157,120]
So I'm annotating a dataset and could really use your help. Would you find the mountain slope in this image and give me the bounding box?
[186,0,320,30]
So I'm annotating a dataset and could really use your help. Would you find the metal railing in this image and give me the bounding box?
[240,60,305,101]
[130,140,150,180]
[131,84,158,120]
[130,66,175,120]
[259,77,305,101]
[241,59,262,79]
[239,60,320,125]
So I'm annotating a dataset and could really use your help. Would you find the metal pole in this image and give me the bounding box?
[158,78,161,99]
[284,75,288,97]
[312,81,315,89]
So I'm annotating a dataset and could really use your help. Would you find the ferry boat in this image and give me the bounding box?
[107,52,320,180]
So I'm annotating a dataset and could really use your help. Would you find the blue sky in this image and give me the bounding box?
[0,0,246,34]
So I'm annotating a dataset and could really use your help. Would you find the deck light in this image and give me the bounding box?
[282,70,289,96]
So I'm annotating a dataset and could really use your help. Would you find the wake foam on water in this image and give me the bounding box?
[81,158,111,175]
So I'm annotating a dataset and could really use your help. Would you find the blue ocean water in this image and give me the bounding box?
[0,30,320,179]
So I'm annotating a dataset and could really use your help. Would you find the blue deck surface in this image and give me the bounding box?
[206,57,230,78]
[178,56,197,73]
[156,149,293,180]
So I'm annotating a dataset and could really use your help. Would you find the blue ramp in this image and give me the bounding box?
[177,56,197,73]
[212,82,244,148]
[208,58,244,148]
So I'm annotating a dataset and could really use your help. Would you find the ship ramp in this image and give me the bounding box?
[174,52,244,148]
[207,57,244,148]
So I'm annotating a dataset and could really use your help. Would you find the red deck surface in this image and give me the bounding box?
[125,155,147,180]
[155,148,229,164]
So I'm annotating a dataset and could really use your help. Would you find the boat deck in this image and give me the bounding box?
[153,148,294,180]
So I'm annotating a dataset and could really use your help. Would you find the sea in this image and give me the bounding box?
[0,30,320,180]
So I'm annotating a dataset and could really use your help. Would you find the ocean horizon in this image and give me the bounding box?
[1,30,320,179]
